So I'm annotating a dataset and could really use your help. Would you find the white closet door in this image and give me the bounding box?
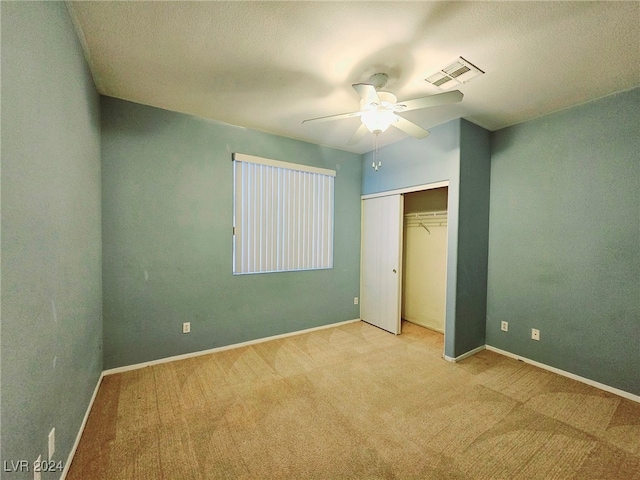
[360,194,403,334]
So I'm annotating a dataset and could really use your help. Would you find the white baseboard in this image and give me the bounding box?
[403,318,444,334]
[103,318,362,376]
[486,345,640,404]
[443,344,486,363]
[59,318,361,478]
[59,371,104,480]
[57,327,637,480]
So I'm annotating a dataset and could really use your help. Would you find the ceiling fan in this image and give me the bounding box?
[303,73,463,145]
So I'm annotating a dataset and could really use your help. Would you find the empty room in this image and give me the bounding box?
[1,2,638,479]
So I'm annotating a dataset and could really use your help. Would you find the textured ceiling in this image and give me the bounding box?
[68,1,639,154]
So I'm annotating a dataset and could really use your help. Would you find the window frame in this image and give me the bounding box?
[232,153,336,275]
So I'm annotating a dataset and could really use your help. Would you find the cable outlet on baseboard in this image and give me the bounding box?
[182,322,191,334]
[531,328,540,341]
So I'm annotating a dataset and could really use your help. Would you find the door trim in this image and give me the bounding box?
[360,181,450,355]
[361,181,449,200]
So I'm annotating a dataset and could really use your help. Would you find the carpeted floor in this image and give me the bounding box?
[67,321,640,479]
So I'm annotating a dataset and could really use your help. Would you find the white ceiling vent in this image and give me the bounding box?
[425,57,485,90]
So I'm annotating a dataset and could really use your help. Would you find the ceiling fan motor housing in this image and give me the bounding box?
[368,72,389,90]
[303,72,462,143]
[360,91,397,110]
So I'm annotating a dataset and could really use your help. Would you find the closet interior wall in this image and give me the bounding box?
[402,187,448,333]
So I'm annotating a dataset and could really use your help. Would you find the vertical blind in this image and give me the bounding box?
[232,153,335,274]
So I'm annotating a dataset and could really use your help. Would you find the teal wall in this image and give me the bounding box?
[454,121,491,356]
[486,88,640,395]
[361,121,460,196]
[101,97,362,369]
[361,119,491,359]
[1,1,103,476]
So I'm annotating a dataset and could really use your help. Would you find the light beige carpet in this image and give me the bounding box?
[67,321,640,479]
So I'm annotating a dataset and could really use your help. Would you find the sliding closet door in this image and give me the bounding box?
[360,194,403,334]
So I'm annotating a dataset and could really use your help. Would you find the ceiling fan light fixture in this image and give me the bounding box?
[360,110,396,134]
[304,75,460,144]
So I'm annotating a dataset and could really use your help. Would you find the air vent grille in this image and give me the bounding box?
[431,76,451,87]
[425,57,484,90]
[447,65,470,78]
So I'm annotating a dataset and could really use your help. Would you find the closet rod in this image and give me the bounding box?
[406,219,447,225]
[406,222,447,227]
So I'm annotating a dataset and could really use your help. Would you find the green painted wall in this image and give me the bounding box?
[361,120,461,196]
[455,120,491,356]
[101,97,362,369]
[487,88,640,395]
[1,1,103,475]
[361,119,491,359]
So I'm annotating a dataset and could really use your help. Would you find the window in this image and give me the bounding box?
[232,153,335,274]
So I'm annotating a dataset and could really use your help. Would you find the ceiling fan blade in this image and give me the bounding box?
[352,83,380,106]
[393,116,430,139]
[347,123,369,145]
[398,90,463,112]
[302,110,362,124]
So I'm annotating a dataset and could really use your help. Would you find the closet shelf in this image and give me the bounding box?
[405,211,447,228]
[404,211,448,218]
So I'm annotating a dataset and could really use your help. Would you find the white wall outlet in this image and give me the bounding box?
[500,321,508,332]
[354,297,359,305]
[34,455,42,480]
[182,322,190,334]
[532,328,540,341]
[48,427,55,460]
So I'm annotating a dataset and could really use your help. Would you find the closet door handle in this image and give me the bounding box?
[392,269,397,273]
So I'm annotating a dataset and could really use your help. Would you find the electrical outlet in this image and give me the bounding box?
[48,427,55,460]
[182,322,190,334]
[532,328,540,341]
[501,321,508,332]
[354,297,359,305]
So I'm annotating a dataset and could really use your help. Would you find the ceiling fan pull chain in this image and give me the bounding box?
[372,132,382,171]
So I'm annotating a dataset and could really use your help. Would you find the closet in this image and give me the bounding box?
[402,187,448,333]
